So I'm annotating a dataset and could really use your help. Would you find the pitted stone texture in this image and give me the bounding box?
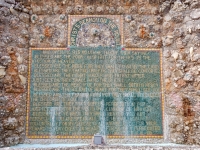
[30,15,67,48]
[0,0,29,147]
[29,0,159,15]
[124,15,162,48]
[4,135,19,146]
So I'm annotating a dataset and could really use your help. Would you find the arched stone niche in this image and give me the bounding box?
[69,16,122,47]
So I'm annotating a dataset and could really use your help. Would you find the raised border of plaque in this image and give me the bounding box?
[26,47,164,139]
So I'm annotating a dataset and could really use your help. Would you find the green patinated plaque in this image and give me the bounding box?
[27,47,163,138]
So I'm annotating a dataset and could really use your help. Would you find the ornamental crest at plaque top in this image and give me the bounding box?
[68,15,123,47]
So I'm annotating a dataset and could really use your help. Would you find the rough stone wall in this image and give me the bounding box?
[0,0,30,147]
[0,0,200,147]
[162,1,200,144]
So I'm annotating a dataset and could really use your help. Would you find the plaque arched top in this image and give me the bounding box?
[70,17,121,47]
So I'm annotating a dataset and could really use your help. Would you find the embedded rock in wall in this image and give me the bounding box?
[0,66,6,78]
[3,117,18,130]
[4,47,25,93]
[190,9,200,20]
[0,0,12,8]
[4,134,19,146]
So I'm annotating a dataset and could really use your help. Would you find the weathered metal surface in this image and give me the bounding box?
[27,47,163,139]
